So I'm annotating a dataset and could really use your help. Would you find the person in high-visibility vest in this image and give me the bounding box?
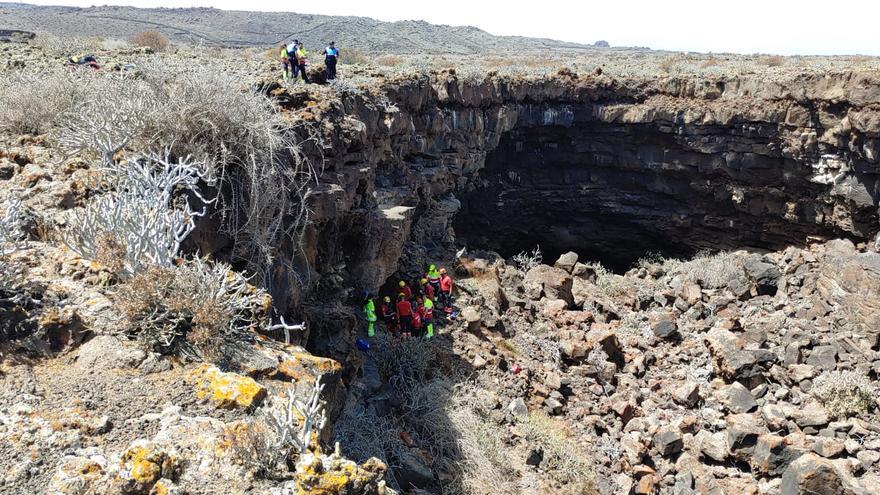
[279,44,290,81]
[426,264,441,298]
[363,294,377,337]
[420,296,435,338]
[295,44,309,83]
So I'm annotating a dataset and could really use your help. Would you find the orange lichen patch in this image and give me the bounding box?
[193,364,267,410]
[276,351,342,384]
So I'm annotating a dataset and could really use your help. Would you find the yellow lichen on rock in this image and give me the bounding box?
[120,441,176,493]
[293,453,387,495]
[193,364,267,410]
[276,351,342,384]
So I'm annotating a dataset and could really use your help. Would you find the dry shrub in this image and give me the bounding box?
[659,55,680,73]
[131,30,170,52]
[113,258,270,359]
[700,57,721,68]
[32,65,320,291]
[375,54,403,67]
[344,48,370,65]
[447,388,519,495]
[761,55,785,67]
[0,72,93,135]
[94,232,127,276]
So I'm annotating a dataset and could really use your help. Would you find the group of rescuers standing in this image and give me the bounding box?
[362,264,455,340]
[278,39,340,83]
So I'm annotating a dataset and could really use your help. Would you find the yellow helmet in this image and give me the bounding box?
[383,296,390,303]
[420,278,427,284]
[399,280,406,287]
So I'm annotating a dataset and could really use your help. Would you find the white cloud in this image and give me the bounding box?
[17,0,880,55]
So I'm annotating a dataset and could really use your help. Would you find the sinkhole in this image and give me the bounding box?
[453,121,869,272]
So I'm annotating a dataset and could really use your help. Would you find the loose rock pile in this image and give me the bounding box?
[448,242,880,494]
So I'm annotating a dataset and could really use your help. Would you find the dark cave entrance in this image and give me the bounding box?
[453,121,854,272]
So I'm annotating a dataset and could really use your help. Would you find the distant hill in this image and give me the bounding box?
[0,2,602,54]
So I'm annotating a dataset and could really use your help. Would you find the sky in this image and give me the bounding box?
[16,0,880,55]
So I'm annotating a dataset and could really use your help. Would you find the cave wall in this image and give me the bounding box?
[272,71,880,311]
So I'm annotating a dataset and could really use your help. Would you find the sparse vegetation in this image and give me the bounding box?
[375,54,403,67]
[113,257,271,359]
[518,411,594,491]
[812,370,876,418]
[659,55,680,73]
[512,246,543,272]
[760,55,785,67]
[130,30,170,52]
[63,152,214,278]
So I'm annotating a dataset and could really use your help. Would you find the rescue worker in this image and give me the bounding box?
[420,295,435,338]
[396,293,413,338]
[362,293,377,337]
[323,41,339,80]
[279,44,290,81]
[426,264,441,297]
[421,278,435,301]
[439,268,454,313]
[411,299,423,338]
[295,44,309,83]
[287,39,299,80]
[398,280,412,300]
[380,296,397,332]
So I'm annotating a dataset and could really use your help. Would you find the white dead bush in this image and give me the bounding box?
[812,370,876,418]
[52,66,320,291]
[511,245,542,272]
[63,152,213,278]
[263,379,327,467]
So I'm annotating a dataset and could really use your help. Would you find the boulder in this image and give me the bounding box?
[791,401,830,428]
[554,251,579,273]
[743,256,781,296]
[753,434,804,476]
[673,382,701,408]
[717,381,758,413]
[705,327,763,387]
[694,429,728,463]
[523,265,574,305]
[654,428,684,457]
[726,413,768,459]
[395,449,434,489]
[651,312,680,340]
[781,453,861,495]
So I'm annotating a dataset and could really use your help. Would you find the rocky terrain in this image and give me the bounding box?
[0,2,597,53]
[2,38,880,494]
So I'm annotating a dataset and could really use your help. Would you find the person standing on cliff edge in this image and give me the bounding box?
[324,41,340,80]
